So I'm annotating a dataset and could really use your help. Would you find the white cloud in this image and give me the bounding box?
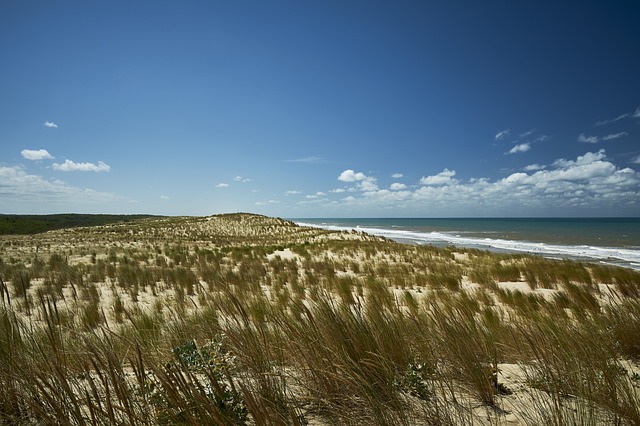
[631,155,640,164]
[305,191,327,199]
[495,129,510,141]
[285,156,323,163]
[338,169,366,182]
[519,129,535,139]
[533,134,549,144]
[499,129,548,152]
[523,164,545,171]
[43,121,58,128]
[330,150,639,216]
[21,149,54,160]
[285,190,301,195]
[544,161,616,182]
[579,132,628,143]
[234,176,251,183]
[390,182,407,190]
[594,106,640,125]
[160,195,170,200]
[359,179,379,191]
[0,165,117,208]
[255,199,279,206]
[52,159,110,172]
[602,132,628,141]
[391,173,403,179]
[330,188,346,193]
[337,169,378,191]
[595,113,629,126]
[578,133,599,143]
[553,149,607,168]
[507,143,531,154]
[216,183,229,188]
[419,169,457,186]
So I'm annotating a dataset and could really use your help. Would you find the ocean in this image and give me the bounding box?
[290,218,640,270]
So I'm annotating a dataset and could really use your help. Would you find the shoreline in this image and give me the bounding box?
[294,220,640,271]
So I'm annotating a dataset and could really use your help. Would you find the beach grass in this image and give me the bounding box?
[0,213,639,425]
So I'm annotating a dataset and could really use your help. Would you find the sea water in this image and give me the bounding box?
[290,218,640,270]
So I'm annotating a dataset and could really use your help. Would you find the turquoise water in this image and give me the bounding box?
[291,218,640,269]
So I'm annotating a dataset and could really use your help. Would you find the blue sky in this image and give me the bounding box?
[1,1,639,217]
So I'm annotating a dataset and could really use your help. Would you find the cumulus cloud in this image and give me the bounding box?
[553,149,607,168]
[495,129,510,141]
[21,149,54,160]
[359,179,379,191]
[52,160,110,172]
[333,150,639,216]
[337,169,378,191]
[390,182,407,190]
[507,143,531,154]
[43,121,58,128]
[631,155,640,164]
[160,195,170,200]
[234,176,251,183]
[216,183,229,188]
[338,169,367,182]
[419,169,457,185]
[285,190,301,195]
[391,173,403,179]
[255,199,279,206]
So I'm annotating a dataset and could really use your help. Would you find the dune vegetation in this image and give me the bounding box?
[0,213,639,425]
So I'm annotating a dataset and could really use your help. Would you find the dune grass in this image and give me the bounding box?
[0,213,639,425]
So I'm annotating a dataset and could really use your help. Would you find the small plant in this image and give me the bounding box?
[145,337,247,424]
[395,360,435,400]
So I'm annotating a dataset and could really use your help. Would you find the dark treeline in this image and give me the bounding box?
[0,214,159,235]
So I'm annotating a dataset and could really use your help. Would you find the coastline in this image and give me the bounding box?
[293,218,640,270]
